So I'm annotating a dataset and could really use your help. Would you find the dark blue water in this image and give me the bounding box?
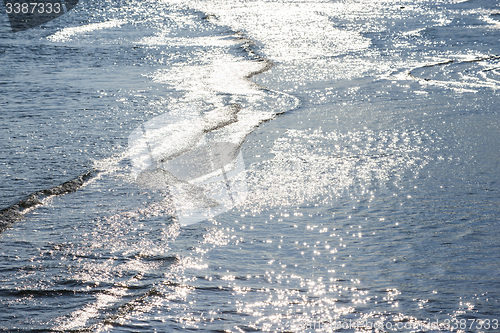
[1,0,499,332]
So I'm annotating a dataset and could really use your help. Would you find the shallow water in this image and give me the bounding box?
[1,0,499,332]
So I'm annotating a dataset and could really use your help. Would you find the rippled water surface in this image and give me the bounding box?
[1,0,499,332]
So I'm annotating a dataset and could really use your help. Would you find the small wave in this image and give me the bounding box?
[52,260,181,332]
[0,170,96,231]
[408,55,500,92]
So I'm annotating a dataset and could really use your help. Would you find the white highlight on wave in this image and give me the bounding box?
[150,56,266,99]
[137,34,241,47]
[46,19,126,42]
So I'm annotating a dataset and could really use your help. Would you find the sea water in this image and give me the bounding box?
[0,0,499,331]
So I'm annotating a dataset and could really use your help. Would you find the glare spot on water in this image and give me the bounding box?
[242,127,437,214]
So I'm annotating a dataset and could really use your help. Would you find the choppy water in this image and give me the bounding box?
[1,0,499,332]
